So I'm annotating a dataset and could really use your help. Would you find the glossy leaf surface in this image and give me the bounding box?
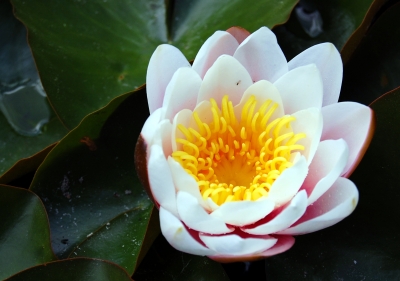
[0,185,55,280]
[134,235,230,281]
[6,258,132,281]
[30,86,152,273]
[264,88,400,280]
[11,0,298,128]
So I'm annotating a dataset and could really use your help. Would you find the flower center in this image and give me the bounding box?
[172,95,306,206]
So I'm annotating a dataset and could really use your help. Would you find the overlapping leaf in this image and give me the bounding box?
[0,185,56,280]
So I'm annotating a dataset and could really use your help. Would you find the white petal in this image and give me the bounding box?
[176,192,233,234]
[234,26,287,83]
[234,80,285,121]
[291,108,323,164]
[210,199,274,226]
[172,109,192,152]
[148,144,178,217]
[200,233,277,256]
[304,139,349,205]
[162,67,202,121]
[267,156,308,206]
[274,64,323,114]
[243,190,308,235]
[288,43,342,106]
[146,44,190,113]
[151,119,173,157]
[141,107,163,151]
[278,177,358,235]
[192,31,239,78]
[168,157,209,210]
[197,55,252,106]
[160,207,215,256]
[321,102,374,177]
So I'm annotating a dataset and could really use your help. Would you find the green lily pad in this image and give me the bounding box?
[341,2,400,105]
[5,258,132,281]
[264,88,400,280]
[0,184,56,280]
[273,0,385,61]
[29,86,153,272]
[133,235,230,281]
[69,206,157,275]
[11,0,298,129]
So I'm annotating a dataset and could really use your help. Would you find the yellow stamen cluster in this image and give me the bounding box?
[172,95,306,206]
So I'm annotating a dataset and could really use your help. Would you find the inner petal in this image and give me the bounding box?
[172,95,306,206]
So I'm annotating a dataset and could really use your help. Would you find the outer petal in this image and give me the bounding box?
[160,207,216,256]
[209,235,294,263]
[274,64,323,114]
[303,139,349,205]
[210,199,274,226]
[321,102,375,177]
[234,26,288,83]
[288,43,342,106]
[168,157,208,210]
[291,108,323,164]
[226,26,251,44]
[148,144,178,217]
[234,80,285,121]
[200,233,277,256]
[192,31,239,78]
[267,156,308,206]
[146,44,190,113]
[151,119,173,157]
[162,67,202,121]
[176,191,233,234]
[278,177,358,235]
[197,55,253,106]
[141,107,163,150]
[243,190,308,235]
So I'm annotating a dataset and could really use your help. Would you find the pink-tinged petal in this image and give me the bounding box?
[146,44,190,113]
[141,107,163,152]
[226,26,251,44]
[197,55,253,107]
[268,156,308,206]
[151,119,173,157]
[234,80,285,121]
[210,199,274,226]
[176,191,233,234]
[303,139,349,205]
[200,233,277,256]
[234,26,287,83]
[291,108,323,164]
[243,190,307,235]
[172,109,192,152]
[162,67,202,121]
[148,144,178,217]
[192,31,239,79]
[278,177,358,235]
[288,43,342,106]
[160,207,216,256]
[274,64,323,114]
[168,157,209,210]
[209,235,294,262]
[321,102,375,177]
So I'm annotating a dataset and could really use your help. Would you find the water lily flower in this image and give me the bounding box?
[135,26,374,262]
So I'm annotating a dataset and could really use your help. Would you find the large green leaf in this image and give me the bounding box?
[264,88,400,280]
[0,184,56,280]
[11,0,298,129]
[341,2,400,105]
[5,258,132,281]
[273,0,386,61]
[29,86,153,272]
[133,235,230,281]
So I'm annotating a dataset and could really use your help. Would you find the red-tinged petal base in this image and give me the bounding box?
[208,235,295,263]
[226,26,251,44]
[134,134,158,207]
